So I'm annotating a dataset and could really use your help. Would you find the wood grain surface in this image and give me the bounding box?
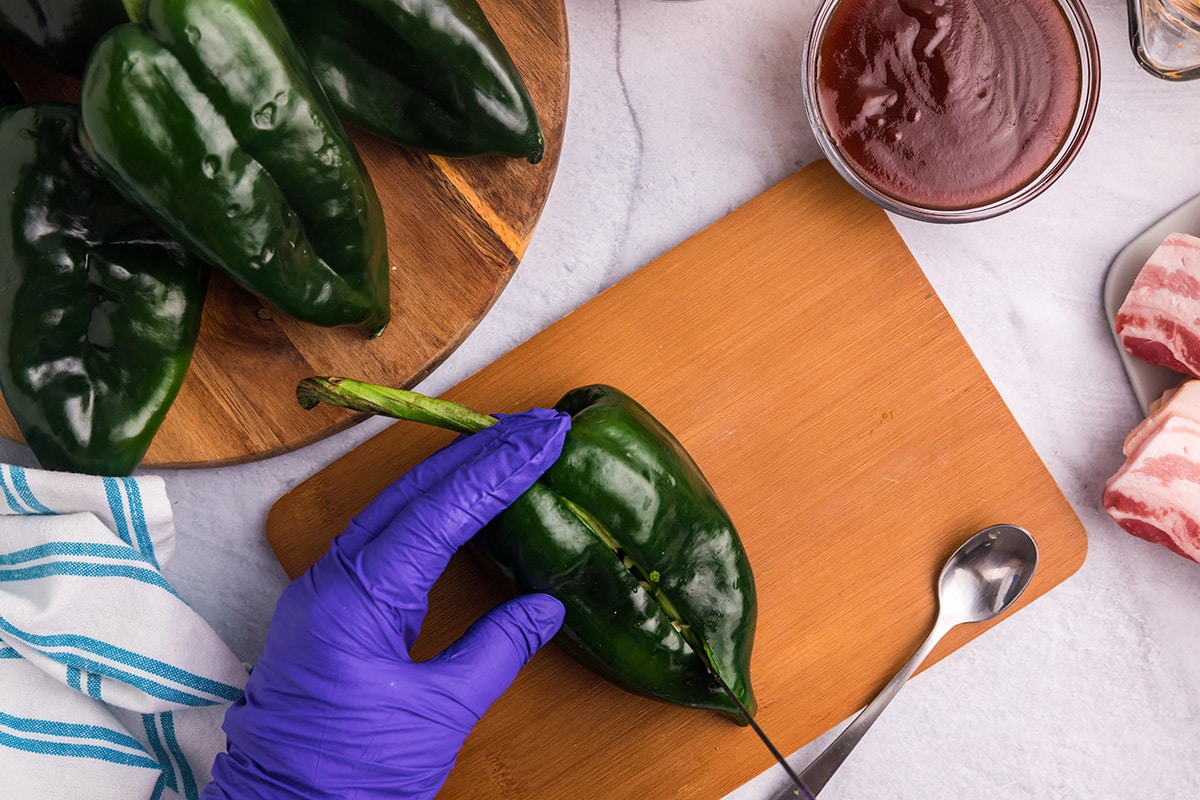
[266,160,1088,799]
[0,0,568,467]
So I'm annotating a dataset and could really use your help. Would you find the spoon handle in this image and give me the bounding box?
[776,614,956,798]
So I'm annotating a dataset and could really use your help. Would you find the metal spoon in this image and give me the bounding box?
[775,523,1039,798]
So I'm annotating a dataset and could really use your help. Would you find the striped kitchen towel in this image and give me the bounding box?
[0,464,249,800]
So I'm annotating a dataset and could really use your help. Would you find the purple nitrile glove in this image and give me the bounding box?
[201,409,570,800]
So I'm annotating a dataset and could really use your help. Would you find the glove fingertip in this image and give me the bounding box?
[478,594,565,668]
[491,408,571,470]
[517,592,566,649]
[439,593,564,675]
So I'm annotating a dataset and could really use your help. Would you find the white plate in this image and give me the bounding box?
[1103,193,1200,414]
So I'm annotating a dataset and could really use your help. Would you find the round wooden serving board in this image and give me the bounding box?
[0,0,569,468]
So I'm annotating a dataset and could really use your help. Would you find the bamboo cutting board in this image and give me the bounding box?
[266,160,1087,798]
[0,0,567,467]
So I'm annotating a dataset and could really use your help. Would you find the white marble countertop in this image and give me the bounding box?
[7,0,1200,796]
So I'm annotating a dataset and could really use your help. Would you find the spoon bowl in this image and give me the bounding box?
[777,524,1039,798]
[937,525,1041,626]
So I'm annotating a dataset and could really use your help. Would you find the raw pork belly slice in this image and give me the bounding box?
[1115,232,1200,377]
[1104,380,1200,562]
[1123,379,1200,454]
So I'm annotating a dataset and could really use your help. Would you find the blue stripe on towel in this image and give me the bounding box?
[120,477,159,569]
[87,672,102,700]
[0,711,144,751]
[0,484,21,514]
[0,644,20,659]
[143,715,177,793]
[67,666,82,691]
[9,466,53,515]
[0,711,161,771]
[0,468,28,514]
[0,618,243,704]
[161,713,197,800]
[0,542,158,567]
[0,730,162,770]
[102,477,132,547]
[0,560,181,600]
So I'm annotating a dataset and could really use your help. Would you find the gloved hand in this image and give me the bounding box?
[202,408,570,799]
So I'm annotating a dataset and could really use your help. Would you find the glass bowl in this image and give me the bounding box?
[802,0,1101,223]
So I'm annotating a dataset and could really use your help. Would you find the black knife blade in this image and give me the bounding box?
[703,663,814,800]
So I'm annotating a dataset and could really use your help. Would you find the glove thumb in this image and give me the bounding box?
[432,593,564,721]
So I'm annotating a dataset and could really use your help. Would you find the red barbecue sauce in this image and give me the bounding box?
[816,0,1081,210]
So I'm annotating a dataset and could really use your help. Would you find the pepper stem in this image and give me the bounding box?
[296,377,497,435]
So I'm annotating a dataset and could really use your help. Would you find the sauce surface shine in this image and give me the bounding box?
[816,0,1081,210]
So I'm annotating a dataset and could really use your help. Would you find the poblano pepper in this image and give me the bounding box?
[296,377,758,722]
[0,0,127,75]
[79,0,391,336]
[0,103,208,475]
[274,0,544,162]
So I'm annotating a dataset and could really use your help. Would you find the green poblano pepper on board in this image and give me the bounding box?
[0,102,209,476]
[79,0,391,336]
[296,377,758,722]
[274,0,545,162]
[0,0,127,75]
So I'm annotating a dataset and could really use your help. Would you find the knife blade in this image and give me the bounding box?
[702,663,815,800]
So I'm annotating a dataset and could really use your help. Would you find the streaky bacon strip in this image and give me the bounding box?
[1104,385,1200,563]
[1116,232,1200,378]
